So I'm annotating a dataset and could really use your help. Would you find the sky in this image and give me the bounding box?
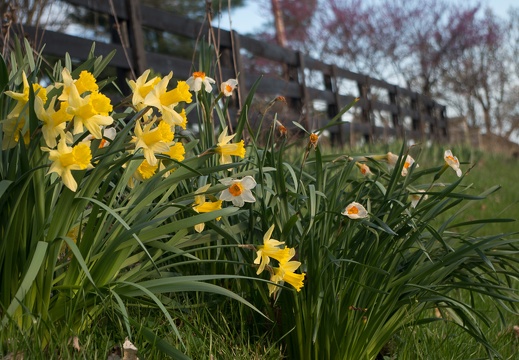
[214,0,518,34]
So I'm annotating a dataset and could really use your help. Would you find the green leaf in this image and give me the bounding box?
[0,180,13,199]
[0,54,8,92]
[1,241,48,327]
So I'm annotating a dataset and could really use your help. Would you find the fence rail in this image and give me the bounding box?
[19,0,448,145]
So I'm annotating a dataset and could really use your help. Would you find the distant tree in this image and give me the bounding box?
[312,0,491,98]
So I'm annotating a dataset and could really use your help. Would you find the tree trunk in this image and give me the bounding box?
[271,0,287,47]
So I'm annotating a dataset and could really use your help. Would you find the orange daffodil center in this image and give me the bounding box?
[356,162,373,176]
[342,202,368,219]
[229,183,243,196]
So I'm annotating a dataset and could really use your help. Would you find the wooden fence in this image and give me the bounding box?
[19,0,448,146]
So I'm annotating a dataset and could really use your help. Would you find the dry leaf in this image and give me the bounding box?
[71,336,81,351]
[122,337,139,360]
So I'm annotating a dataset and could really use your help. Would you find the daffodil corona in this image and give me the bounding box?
[356,162,373,176]
[342,202,368,219]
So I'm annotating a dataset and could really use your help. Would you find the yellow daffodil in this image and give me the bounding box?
[4,71,47,119]
[193,184,223,233]
[401,155,418,177]
[143,72,192,128]
[41,137,93,192]
[128,69,161,106]
[220,79,238,97]
[164,142,185,162]
[158,142,186,178]
[2,116,27,150]
[132,120,174,166]
[66,84,114,139]
[356,162,373,176]
[254,225,292,275]
[268,265,306,297]
[2,71,47,149]
[134,160,159,181]
[444,150,462,177]
[268,248,305,297]
[219,175,257,207]
[57,69,98,102]
[410,190,428,208]
[215,126,246,164]
[35,96,72,148]
[186,71,215,93]
[342,201,368,219]
[75,70,99,95]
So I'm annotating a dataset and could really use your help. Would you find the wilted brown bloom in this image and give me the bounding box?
[309,133,319,148]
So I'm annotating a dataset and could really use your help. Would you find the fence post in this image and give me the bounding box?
[410,94,424,142]
[357,76,372,144]
[297,51,311,131]
[389,86,402,139]
[324,65,343,146]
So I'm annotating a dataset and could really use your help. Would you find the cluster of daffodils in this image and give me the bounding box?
[345,149,464,212]
[384,150,462,179]
[254,225,305,297]
[2,67,243,192]
[2,69,114,191]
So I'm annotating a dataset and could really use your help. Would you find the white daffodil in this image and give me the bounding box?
[444,150,462,177]
[341,202,368,219]
[410,190,428,208]
[220,79,238,97]
[401,155,418,177]
[186,71,216,93]
[219,176,257,207]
